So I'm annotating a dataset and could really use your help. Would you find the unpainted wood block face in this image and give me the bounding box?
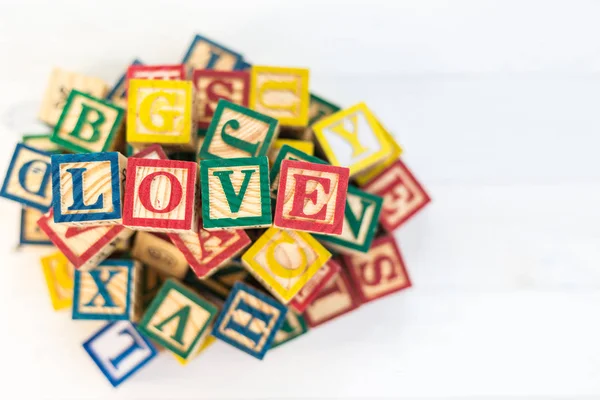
[131,231,189,279]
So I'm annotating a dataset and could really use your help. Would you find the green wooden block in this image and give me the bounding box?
[269,144,327,196]
[309,93,341,126]
[201,156,272,229]
[271,311,309,349]
[50,90,125,153]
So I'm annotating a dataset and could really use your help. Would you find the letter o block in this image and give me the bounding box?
[123,158,198,233]
[274,159,349,235]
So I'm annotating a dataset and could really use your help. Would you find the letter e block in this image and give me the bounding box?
[274,159,349,235]
[212,282,287,360]
[289,259,341,314]
[20,207,52,246]
[123,158,198,233]
[51,152,127,225]
[40,251,74,311]
[182,34,243,72]
[241,227,331,303]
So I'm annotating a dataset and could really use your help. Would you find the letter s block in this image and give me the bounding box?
[127,79,196,149]
[122,158,198,233]
[51,152,127,225]
[274,159,349,235]
[241,227,331,303]
[50,90,125,153]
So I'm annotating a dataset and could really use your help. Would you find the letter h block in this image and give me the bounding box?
[123,158,199,233]
[212,282,287,360]
[51,152,127,225]
[274,159,349,235]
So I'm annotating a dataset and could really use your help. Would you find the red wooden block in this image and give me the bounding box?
[303,268,361,328]
[37,209,133,271]
[122,158,198,233]
[130,144,168,160]
[192,69,250,129]
[168,216,251,279]
[344,235,411,303]
[361,159,430,232]
[274,159,349,235]
[125,64,187,90]
[289,259,342,314]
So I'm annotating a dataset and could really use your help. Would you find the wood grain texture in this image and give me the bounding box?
[20,207,52,245]
[182,35,242,72]
[126,64,186,83]
[268,139,314,165]
[21,134,62,153]
[40,251,74,311]
[131,231,189,279]
[289,259,341,313]
[39,68,108,126]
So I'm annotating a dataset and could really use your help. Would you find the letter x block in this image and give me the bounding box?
[313,102,394,176]
[123,158,198,233]
[0,143,52,211]
[83,321,158,387]
[344,236,411,303]
[199,99,279,160]
[51,152,127,225]
[201,156,271,229]
[139,279,218,360]
[274,159,349,235]
[361,159,430,232]
[192,70,250,129]
[212,282,287,360]
[241,227,331,303]
[50,90,125,153]
[40,251,74,311]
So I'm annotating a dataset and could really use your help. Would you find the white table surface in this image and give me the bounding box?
[0,1,599,399]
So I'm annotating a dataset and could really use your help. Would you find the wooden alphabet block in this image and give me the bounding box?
[198,99,279,160]
[353,119,403,185]
[139,278,218,359]
[211,281,287,360]
[37,209,134,270]
[182,34,244,72]
[274,159,349,235]
[268,138,314,165]
[249,66,310,127]
[50,152,127,225]
[130,144,168,160]
[106,59,143,108]
[72,259,140,320]
[40,251,74,311]
[308,93,340,126]
[200,156,271,229]
[289,259,341,313]
[303,268,361,328]
[361,159,430,231]
[192,70,250,129]
[0,143,52,211]
[271,311,309,349]
[139,264,165,311]
[313,102,394,176]
[20,207,52,246]
[131,231,189,279]
[126,79,196,149]
[173,335,216,366]
[39,68,109,126]
[241,227,331,303]
[83,321,158,387]
[50,90,125,153]
[184,265,248,301]
[126,64,186,84]
[344,236,411,303]
[22,134,62,154]
[269,144,326,196]
[168,216,251,279]
[313,186,383,253]
[122,158,199,232]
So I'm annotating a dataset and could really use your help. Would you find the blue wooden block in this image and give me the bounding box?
[212,281,287,360]
[106,59,143,105]
[73,259,139,321]
[83,320,157,387]
[182,34,243,72]
[51,152,126,225]
[0,143,52,211]
[19,207,52,246]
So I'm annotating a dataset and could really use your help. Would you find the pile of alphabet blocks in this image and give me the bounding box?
[1,34,430,387]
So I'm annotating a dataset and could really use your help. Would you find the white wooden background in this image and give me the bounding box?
[1,0,599,398]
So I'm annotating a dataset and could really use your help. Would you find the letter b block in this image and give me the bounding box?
[274,159,349,235]
[51,152,126,225]
[123,158,198,233]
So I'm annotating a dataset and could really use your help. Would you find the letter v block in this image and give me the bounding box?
[123,158,199,233]
[274,159,349,235]
[212,281,287,360]
[50,90,125,153]
[0,143,52,211]
[199,99,279,160]
[73,259,140,320]
[313,102,394,176]
[51,152,127,225]
[241,227,331,303]
[200,156,271,229]
[139,278,218,360]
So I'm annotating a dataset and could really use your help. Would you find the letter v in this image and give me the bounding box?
[213,169,255,213]
[345,198,371,238]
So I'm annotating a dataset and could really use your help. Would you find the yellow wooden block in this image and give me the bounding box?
[173,335,216,366]
[40,251,74,311]
[241,227,331,303]
[249,66,310,127]
[353,119,403,185]
[127,79,196,149]
[313,102,394,177]
[268,139,314,165]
